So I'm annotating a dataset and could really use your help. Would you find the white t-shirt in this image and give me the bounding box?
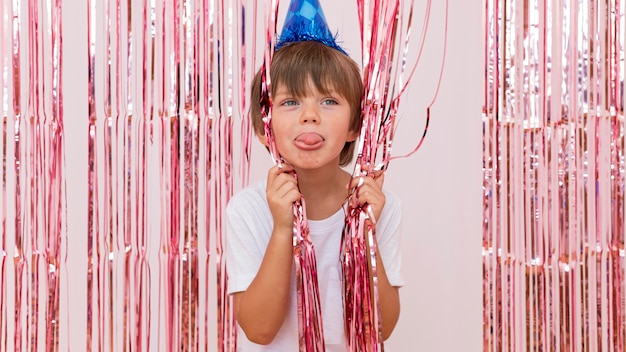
[225,179,404,351]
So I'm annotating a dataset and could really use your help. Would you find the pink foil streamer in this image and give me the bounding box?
[135,0,150,350]
[123,0,135,349]
[26,1,40,349]
[238,0,252,189]
[203,0,216,349]
[180,0,200,349]
[342,1,446,350]
[86,0,97,349]
[0,1,8,350]
[214,0,237,350]
[483,1,625,351]
[104,0,123,350]
[346,1,400,349]
[11,0,24,350]
[48,0,64,346]
[158,0,171,347]
[163,0,183,348]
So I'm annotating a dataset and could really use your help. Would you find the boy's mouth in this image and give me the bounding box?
[294,133,324,150]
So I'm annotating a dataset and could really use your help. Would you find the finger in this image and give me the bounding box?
[348,175,366,190]
[277,176,299,195]
[283,188,302,204]
[373,172,385,187]
[270,174,298,195]
[267,164,281,181]
[357,188,384,205]
[349,175,374,191]
[268,163,295,183]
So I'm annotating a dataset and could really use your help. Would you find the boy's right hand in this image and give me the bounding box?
[266,163,300,233]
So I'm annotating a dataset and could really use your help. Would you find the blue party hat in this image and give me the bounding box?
[275,0,347,55]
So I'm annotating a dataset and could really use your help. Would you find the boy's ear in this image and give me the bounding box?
[257,131,270,147]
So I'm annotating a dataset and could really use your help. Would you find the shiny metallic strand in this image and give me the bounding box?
[214,1,234,351]
[10,0,24,351]
[0,0,10,349]
[86,0,99,350]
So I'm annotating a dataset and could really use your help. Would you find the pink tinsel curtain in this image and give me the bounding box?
[483,1,625,351]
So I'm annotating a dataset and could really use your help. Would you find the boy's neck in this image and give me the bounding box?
[294,166,351,220]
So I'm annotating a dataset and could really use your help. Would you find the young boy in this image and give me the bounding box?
[225,39,404,351]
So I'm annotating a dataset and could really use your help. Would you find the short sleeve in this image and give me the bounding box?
[225,181,273,294]
[375,190,405,287]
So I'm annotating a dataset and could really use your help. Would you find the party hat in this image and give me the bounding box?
[275,0,347,55]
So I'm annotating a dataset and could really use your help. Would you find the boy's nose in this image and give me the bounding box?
[300,106,320,124]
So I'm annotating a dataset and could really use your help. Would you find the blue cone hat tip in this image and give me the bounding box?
[275,0,348,55]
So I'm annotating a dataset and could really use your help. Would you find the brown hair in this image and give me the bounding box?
[250,41,363,166]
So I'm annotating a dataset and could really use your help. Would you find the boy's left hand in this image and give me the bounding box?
[348,172,386,221]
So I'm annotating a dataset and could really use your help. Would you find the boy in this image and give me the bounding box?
[225,39,405,351]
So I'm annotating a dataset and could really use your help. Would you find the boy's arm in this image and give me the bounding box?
[233,226,293,345]
[370,246,401,340]
[234,164,300,345]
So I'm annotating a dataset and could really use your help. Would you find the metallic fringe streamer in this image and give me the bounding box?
[483,1,626,351]
[0,0,67,350]
[83,0,253,350]
[343,0,446,350]
[0,0,8,348]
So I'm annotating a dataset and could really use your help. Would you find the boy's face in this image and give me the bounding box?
[259,80,358,170]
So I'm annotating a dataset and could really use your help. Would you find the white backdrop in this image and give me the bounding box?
[58,0,483,350]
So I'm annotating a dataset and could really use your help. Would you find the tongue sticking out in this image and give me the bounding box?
[295,133,324,150]
[297,133,323,144]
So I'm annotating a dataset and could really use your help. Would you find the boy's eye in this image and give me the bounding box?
[281,100,298,106]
